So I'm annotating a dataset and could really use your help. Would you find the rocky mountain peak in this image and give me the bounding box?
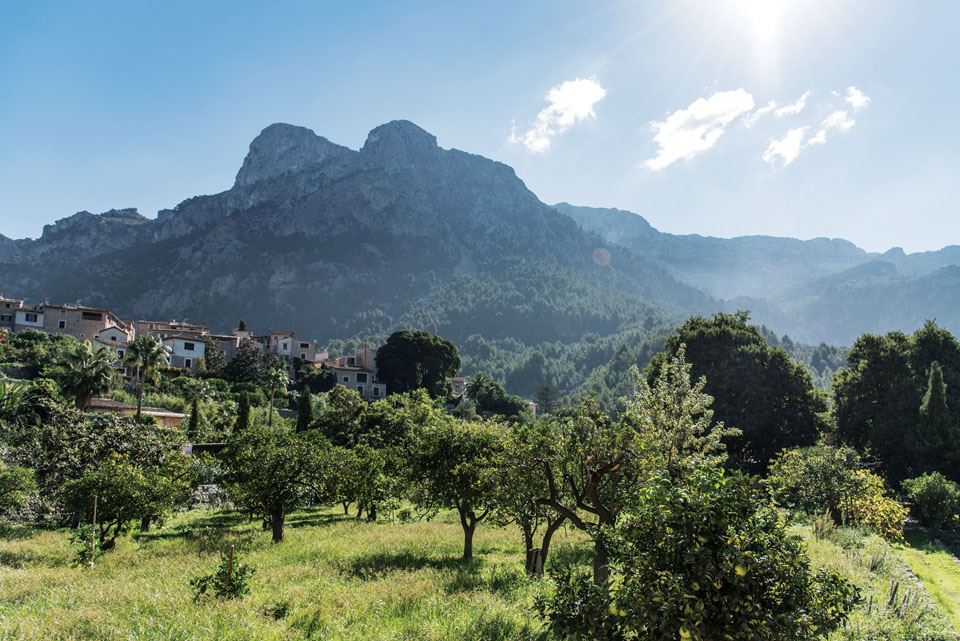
[360,120,439,171]
[233,123,347,188]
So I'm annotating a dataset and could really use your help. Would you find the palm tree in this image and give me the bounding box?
[264,362,289,428]
[123,336,170,419]
[465,372,491,401]
[61,340,117,409]
[0,379,31,429]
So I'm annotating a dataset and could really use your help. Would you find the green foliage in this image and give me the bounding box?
[766,445,864,520]
[295,389,313,432]
[649,312,826,472]
[466,372,529,420]
[191,547,255,602]
[623,348,740,482]
[123,335,170,417]
[69,524,103,567]
[6,407,184,523]
[63,452,192,548]
[833,321,960,482]
[234,392,251,433]
[916,362,959,474]
[0,460,36,511]
[312,385,367,446]
[541,466,860,641]
[766,446,907,541]
[535,566,623,640]
[406,417,503,559]
[903,473,960,530]
[376,330,460,397]
[200,338,227,376]
[223,427,331,542]
[222,340,268,384]
[57,340,118,409]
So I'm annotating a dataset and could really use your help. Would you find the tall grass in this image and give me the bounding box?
[2,511,957,640]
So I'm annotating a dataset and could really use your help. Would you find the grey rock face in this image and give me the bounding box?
[234,123,352,188]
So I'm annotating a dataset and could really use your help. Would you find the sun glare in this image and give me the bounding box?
[734,0,786,43]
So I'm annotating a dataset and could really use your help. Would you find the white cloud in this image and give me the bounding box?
[775,90,811,117]
[744,100,777,127]
[823,109,856,131]
[762,126,809,166]
[645,89,755,170]
[807,129,827,146]
[509,77,606,153]
[845,86,870,111]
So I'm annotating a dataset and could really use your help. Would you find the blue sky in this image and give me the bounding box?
[1,0,957,252]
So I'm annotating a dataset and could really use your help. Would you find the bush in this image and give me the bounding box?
[191,547,254,601]
[766,446,907,541]
[841,470,908,543]
[903,472,960,529]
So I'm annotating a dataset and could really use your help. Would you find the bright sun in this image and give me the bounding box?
[734,0,787,43]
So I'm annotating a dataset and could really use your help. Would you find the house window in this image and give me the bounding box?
[117,349,125,359]
[373,387,380,397]
[342,376,350,383]
[81,311,103,321]
[0,314,11,322]
[58,320,66,329]
[357,386,364,395]
[356,372,368,383]
[185,358,193,368]
[347,357,356,366]
[184,342,195,351]
[110,335,117,342]
[25,312,38,323]
[300,342,309,349]
[282,343,289,350]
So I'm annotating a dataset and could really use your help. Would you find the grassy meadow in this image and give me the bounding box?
[2,508,959,641]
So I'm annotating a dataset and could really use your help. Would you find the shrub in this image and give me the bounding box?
[766,446,907,541]
[841,470,908,543]
[902,472,960,529]
[191,547,254,601]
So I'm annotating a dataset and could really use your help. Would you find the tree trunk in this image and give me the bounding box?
[463,522,475,560]
[366,503,377,522]
[141,515,152,532]
[527,518,565,578]
[268,392,275,428]
[522,524,536,575]
[270,508,285,543]
[458,508,477,561]
[342,502,350,515]
[593,548,610,585]
[136,368,144,420]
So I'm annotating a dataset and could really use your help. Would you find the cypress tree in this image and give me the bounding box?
[234,392,251,434]
[296,390,313,432]
[188,398,201,442]
[916,362,957,475]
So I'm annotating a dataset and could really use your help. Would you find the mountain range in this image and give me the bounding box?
[1,119,957,356]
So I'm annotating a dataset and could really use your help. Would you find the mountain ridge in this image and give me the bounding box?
[1,121,956,349]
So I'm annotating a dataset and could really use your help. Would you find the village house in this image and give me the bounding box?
[318,346,387,401]
[0,295,24,331]
[162,333,206,373]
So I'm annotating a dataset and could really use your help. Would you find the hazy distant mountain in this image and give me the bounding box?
[1,122,956,354]
[557,203,960,343]
[0,121,709,346]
